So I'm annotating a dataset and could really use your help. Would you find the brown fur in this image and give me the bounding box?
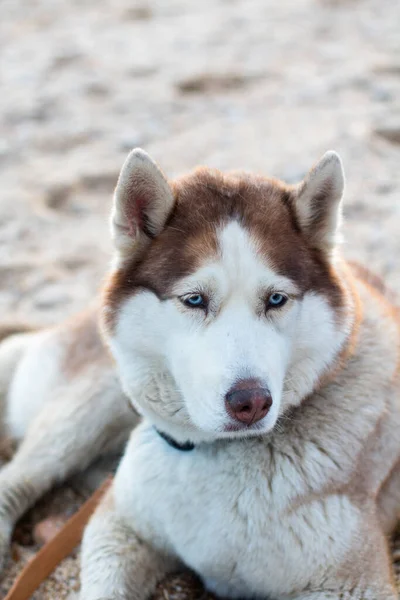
[61,308,111,378]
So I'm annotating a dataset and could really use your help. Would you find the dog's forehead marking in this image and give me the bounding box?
[172,221,300,296]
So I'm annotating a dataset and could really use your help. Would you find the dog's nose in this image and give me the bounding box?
[225,379,272,426]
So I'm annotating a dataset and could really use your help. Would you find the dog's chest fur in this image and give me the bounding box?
[116,423,363,597]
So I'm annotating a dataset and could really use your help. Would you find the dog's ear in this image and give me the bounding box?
[293,151,345,255]
[111,148,175,259]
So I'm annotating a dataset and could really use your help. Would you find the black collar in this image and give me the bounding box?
[156,428,195,452]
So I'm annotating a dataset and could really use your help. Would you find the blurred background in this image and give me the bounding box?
[1,0,400,329]
[1,1,400,596]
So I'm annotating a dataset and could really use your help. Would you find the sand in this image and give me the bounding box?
[1,0,400,597]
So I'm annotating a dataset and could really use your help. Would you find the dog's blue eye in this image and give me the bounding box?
[267,293,287,308]
[183,294,207,309]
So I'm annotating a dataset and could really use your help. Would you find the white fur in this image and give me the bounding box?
[5,330,64,440]
[283,291,353,410]
[110,422,361,599]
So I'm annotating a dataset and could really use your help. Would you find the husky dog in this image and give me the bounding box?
[0,150,400,599]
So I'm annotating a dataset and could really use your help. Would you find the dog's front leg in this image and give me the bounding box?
[0,377,135,572]
[80,487,181,600]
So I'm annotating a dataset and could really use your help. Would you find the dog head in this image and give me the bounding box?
[102,149,354,443]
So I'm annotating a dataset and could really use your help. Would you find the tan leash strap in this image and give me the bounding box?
[4,476,113,600]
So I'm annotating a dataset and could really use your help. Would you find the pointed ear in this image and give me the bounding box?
[111,148,174,258]
[293,151,345,255]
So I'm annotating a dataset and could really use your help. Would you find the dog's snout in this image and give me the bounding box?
[225,379,272,426]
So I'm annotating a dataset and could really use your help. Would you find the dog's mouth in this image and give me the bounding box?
[222,420,268,434]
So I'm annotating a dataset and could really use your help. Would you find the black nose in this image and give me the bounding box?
[225,379,272,426]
